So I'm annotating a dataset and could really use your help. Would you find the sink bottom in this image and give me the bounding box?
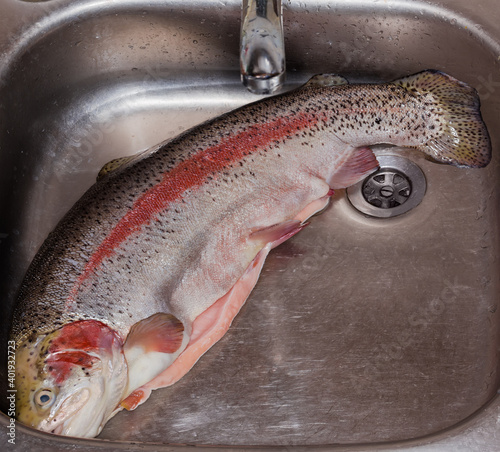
[4,72,499,446]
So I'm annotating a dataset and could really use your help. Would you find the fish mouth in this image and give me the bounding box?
[39,387,91,436]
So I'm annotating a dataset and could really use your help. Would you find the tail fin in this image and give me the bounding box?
[393,70,491,168]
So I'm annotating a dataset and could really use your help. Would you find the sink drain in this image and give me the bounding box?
[362,169,411,209]
[346,155,426,218]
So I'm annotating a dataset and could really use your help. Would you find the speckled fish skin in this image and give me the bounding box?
[10,70,491,437]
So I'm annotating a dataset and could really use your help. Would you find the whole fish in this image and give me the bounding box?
[11,70,491,437]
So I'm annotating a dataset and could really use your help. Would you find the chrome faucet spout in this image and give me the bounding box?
[240,0,286,94]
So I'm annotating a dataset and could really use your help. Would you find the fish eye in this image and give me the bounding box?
[34,389,56,408]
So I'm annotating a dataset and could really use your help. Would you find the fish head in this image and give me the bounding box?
[15,320,128,437]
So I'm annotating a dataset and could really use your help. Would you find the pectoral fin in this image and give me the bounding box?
[124,313,184,354]
[123,313,188,396]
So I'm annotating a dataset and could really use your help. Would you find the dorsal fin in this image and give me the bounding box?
[305,74,349,88]
[97,145,162,181]
[97,156,136,180]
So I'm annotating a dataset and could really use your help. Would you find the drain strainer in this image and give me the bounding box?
[362,169,411,209]
[347,155,426,218]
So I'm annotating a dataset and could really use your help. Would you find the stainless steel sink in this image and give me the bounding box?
[1,0,499,450]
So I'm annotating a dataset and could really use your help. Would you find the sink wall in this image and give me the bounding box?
[0,0,499,449]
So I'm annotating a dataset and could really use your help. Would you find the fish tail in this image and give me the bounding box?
[394,70,491,168]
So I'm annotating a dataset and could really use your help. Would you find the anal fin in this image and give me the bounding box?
[329,146,379,188]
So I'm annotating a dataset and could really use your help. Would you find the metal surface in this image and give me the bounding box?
[347,153,427,218]
[240,0,286,93]
[0,0,499,450]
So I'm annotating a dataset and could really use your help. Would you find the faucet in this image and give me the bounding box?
[240,0,286,94]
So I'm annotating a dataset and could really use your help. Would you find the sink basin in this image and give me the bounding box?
[1,0,499,449]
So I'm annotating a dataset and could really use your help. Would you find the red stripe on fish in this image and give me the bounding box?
[68,111,325,302]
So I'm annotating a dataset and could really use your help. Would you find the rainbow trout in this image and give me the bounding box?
[11,70,491,437]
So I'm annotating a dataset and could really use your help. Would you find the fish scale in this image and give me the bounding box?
[11,70,491,438]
